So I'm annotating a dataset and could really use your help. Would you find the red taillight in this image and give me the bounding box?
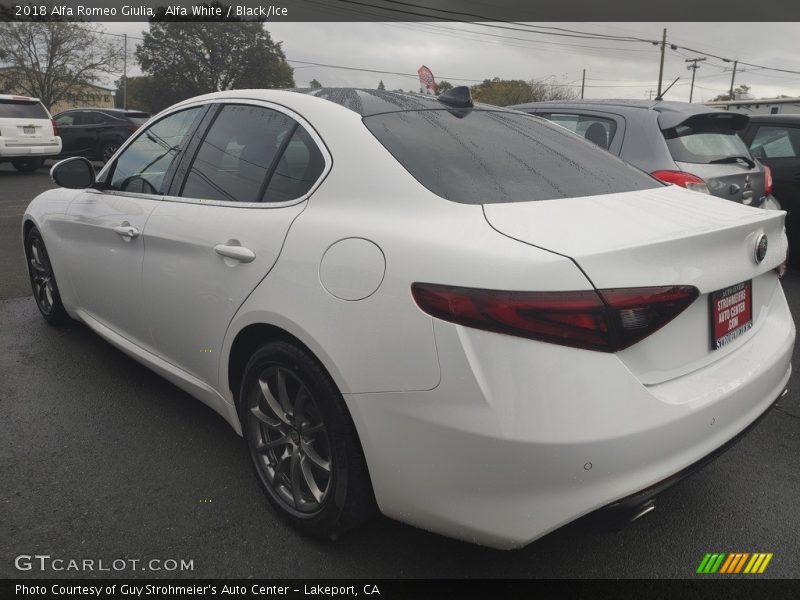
[411,283,699,352]
[651,170,709,194]
[51,118,59,137]
[764,165,773,196]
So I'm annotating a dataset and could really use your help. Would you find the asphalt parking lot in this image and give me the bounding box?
[1,162,799,579]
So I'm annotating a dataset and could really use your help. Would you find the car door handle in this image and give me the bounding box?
[113,224,139,239]
[214,244,256,263]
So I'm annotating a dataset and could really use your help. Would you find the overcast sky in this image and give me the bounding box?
[102,21,800,102]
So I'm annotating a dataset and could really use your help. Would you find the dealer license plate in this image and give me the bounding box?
[710,280,752,350]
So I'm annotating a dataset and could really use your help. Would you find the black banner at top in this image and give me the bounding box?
[2,0,800,22]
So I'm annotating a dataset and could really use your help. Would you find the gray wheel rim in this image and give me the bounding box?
[247,366,332,514]
[102,143,119,162]
[29,237,55,313]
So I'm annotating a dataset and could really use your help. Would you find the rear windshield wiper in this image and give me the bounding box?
[709,155,755,169]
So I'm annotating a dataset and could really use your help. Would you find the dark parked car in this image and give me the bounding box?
[739,114,799,263]
[53,108,150,163]
[511,99,773,208]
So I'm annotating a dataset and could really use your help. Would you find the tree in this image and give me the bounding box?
[712,84,751,102]
[0,20,121,110]
[114,76,163,113]
[377,80,385,90]
[470,78,576,106]
[136,2,294,111]
[435,80,453,95]
[309,78,322,89]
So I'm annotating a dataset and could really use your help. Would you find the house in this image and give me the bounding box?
[0,66,115,113]
[704,96,800,115]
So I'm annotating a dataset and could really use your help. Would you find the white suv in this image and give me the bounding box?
[0,94,62,171]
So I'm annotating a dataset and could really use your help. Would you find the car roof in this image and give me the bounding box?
[288,87,510,116]
[58,108,148,115]
[0,93,43,103]
[511,98,748,130]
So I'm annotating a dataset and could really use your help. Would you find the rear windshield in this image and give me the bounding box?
[0,99,49,119]
[363,109,659,204]
[664,120,751,164]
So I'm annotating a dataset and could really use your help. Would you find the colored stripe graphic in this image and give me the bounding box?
[758,554,773,573]
[734,553,749,573]
[699,552,772,574]
[696,554,712,574]
[719,554,736,574]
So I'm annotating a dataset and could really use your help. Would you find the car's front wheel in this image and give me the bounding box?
[25,227,70,325]
[99,140,121,163]
[240,341,376,539]
[12,158,44,172]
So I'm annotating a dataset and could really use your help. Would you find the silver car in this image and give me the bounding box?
[512,99,773,207]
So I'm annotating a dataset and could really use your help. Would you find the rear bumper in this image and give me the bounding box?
[0,139,62,158]
[590,390,783,528]
[345,279,795,549]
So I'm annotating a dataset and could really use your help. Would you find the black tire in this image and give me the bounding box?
[24,227,71,325]
[99,140,121,163]
[12,157,44,172]
[239,341,376,539]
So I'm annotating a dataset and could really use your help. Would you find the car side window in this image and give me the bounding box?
[546,113,617,150]
[180,104,324,204]
[74,112,102,126]
[749,125,800,159]
[109,107,203,195]
[263,126,325,203]
[55,113,75,126]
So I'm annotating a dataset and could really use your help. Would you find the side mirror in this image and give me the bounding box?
[50,157,96,189]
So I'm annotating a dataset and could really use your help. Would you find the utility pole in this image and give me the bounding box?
[580,69,585,100]
[685,57,706,103]
[727,59,738,101]
[656,28,667,100]
[122,34,127,110]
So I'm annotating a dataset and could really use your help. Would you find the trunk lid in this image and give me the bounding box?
[483,185,788,383]
[483,185,786,292]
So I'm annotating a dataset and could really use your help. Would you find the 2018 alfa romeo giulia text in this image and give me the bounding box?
[22,87,794,549]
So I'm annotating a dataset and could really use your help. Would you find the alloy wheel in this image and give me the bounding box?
[28,236,56,314]
[247,366,333,515]
[102,143,119,162]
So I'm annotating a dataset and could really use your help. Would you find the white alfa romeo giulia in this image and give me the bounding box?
[22,87,794,549]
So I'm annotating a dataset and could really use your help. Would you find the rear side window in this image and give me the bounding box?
[664,119,751,164]
[546,113,617,150]
[0,99,49,119]
[181,104,324,204]
[363,110,658,204]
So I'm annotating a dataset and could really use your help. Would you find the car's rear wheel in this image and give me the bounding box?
[12,158,44,172]
[240,341,375,539]
[99,140,120,163]
[25,227,70,325]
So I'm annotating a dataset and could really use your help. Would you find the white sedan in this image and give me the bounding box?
[22,87,794,549]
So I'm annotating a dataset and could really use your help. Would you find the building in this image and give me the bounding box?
[0,66,115,113]
[704,96,800,115]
